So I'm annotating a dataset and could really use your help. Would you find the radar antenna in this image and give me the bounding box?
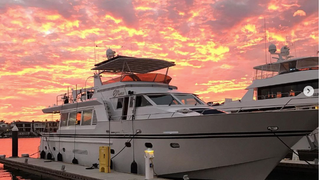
[268,44,293,61]
[106,48,116,59]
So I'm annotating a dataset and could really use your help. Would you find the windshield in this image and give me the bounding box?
[147,94,180,105]
[173,94,204,105]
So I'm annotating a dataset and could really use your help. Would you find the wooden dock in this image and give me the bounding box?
[0,157,168,180]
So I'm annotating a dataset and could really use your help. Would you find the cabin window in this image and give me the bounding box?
[135,95,152,107]
[60,113,68,127]
[289,61,297,71]
[68,111,81,126]
[173,94,204,105]
[76,112,81,125]
[81,110,92,125]
[117,98,123,109]
[68,112,76,126]
[147,94,180,105]
[257,79,318,99]
[92,110,97,125]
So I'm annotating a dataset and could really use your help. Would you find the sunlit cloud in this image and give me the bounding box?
[293,10,306,17]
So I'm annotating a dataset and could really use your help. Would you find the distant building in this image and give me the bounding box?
[0,122,7,128]
[32,121,46,133]
[0,122,8,134]
[11,121,32,132]
[44,120,59,132]
[9,120,59,133]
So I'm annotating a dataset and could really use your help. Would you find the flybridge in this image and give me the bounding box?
[253,56,318,72]
[253,44,319,80]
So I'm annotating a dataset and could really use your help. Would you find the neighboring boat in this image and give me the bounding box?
[40,49,318,180]
[213,44,319,154]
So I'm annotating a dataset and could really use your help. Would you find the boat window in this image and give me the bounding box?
[173,94,204,105]
[147,94,180,105]
[92,110,97,125]
[296,58,319,69]
[68,111,81,126]
[60,113,68,127]
[117,98,123,109]
[76,112,81,125]
[257,79,318,100]
[135,95,152,107]
[68,112,77,126]
[81,110,92,125]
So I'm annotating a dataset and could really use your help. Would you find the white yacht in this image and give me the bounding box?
[214,44,318,152]
[40,49,318,180]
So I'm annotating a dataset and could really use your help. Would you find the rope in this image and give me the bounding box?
[111,131,139,160]
[270,130,316,168]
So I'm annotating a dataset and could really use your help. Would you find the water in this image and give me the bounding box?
[0,138,48,180]
[0,138,317,180]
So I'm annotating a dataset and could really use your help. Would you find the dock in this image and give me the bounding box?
[0,157,168,180]
[278,159,318,172]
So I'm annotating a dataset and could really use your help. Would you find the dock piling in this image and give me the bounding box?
[11,125,19,158]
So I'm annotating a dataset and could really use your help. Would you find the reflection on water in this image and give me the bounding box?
[0,138,51,180]
[0,138,40,158]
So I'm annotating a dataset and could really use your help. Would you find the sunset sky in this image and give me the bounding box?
[0,0,318,122]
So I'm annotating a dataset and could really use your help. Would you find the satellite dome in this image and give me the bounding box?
[268,44,277,54]
[280,46,290,56]
[106,48,115,59]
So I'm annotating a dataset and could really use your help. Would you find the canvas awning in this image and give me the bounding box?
[92,56,175,74]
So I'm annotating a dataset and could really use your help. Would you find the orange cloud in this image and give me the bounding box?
[293,10,306,17]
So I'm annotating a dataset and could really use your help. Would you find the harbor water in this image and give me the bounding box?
[0,138,52,180]
[0,138,317,180]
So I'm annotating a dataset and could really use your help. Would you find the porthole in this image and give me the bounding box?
[53,147,56,151]
[62,148,65,152]
[145,142,153,148]
[111,149,115,154]
[45,146,47,150]
[170,143,180,148]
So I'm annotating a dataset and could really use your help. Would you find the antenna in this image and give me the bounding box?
[94,42,96,64]
[264,18,267,64]
[94,42,98,74]
[268,44,292,61]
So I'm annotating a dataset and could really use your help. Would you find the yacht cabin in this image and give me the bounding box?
[43,55,223,129]
[247,56,318,100]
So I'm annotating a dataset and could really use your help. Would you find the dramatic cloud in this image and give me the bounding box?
[293,9,306,16]
[0,0,318,122]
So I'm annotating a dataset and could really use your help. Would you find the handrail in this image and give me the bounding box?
[280,96,319,110]
[111,111,178,120]
[229,96,318,113]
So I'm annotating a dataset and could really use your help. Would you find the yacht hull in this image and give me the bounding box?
[40,109,318,180]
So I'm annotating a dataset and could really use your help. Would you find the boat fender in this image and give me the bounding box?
[57,152,63,161]
[40,150,46,159]
[125,142,131,147]
[47,152,52,160]
[131,160,138,174]
[72,157,79,164]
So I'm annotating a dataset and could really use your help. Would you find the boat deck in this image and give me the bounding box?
[0,157,168,180]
